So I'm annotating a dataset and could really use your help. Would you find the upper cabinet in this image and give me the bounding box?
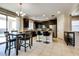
[23,18,29,28]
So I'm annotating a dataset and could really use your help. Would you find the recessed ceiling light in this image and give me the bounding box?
[43,14,46,17]
[22,13,26,16]
[46,18,48,19]
[16,11,19,16]
[57,11,61,14]
[20,11,23,14]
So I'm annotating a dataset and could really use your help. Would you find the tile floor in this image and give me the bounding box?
[0,38,79,56]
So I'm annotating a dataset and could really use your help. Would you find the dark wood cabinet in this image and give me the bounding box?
[34,22,43,29]
[23,18,29,28]
[34,19,57,37]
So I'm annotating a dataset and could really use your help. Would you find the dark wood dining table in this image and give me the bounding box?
[9,32,33,55]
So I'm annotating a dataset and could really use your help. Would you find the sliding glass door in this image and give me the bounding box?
[0,14,19,43]
[8,16,17,32]
[0,14,6,43]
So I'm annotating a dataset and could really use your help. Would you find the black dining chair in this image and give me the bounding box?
[32,31,37,37]
[4,31,16,56]
[20,31,32,52]
[11,30,18,39]
[43,31,50,44]
[4,31,9,54]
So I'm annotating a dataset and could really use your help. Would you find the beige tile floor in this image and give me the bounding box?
[0,37,79,56]
[18,38,79,56]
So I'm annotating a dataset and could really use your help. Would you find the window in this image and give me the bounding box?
[72,20,79,31]
[8,16,17,32]
[0,14,6,37]
[0,14,19,43]
[0,14,6,43]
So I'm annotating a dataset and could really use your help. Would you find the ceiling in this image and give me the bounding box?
[0,3,77,21]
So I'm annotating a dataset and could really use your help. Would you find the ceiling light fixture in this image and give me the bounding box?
[57,11,61,14]
[16,3,25,17]
[46,18,48,19]
[43,14,46,17]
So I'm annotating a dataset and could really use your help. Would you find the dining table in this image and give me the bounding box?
[9,32,33,55]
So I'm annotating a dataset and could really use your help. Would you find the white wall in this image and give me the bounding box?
[57,14,65,39]
[64,15,71,31]
[57,14,71,39]
[19,17,23,32]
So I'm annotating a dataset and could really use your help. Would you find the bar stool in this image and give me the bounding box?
[43,31,50,44]
[36,31,42,42]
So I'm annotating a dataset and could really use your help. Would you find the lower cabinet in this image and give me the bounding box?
[64,32,75,47]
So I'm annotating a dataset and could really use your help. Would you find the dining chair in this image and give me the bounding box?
[20,31,32,52]
[11,30,18,45]
[4,31,16,56]
[4,31,9,54]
